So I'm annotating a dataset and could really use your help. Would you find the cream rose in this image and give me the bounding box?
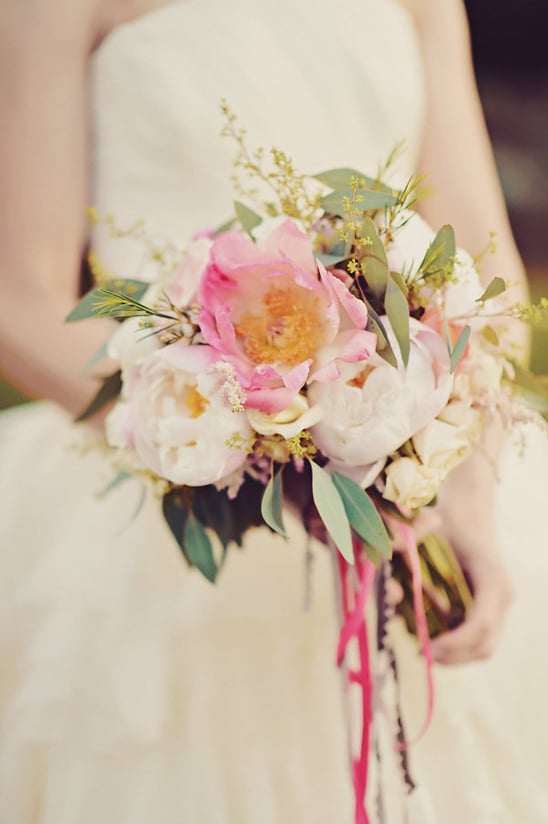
[246,394,322,438]
[383,458,443,510]
[412,419,473,473]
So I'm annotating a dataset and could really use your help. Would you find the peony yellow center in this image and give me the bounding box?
[184,386,209,418]
[234,285,326,367]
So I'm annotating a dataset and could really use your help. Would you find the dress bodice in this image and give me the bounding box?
[90,0,425,275]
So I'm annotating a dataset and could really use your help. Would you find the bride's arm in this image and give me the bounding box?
[0,0,164,418]
[403,0,522,664]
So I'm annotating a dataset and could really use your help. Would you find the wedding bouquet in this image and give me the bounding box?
[69,109,547,822]
[72,111,544,585]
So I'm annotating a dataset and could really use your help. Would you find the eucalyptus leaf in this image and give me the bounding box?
[66,278,149,322]
[482,324,500,346]
[316,253,345,268]
[83,340,110,371]
[385,275,410,366]
[261,468,287,538]
[389,270,409,296]
[184,512,218,583]
[309,461,354,563]
[449,324,471,373]
[234,201,262,234]
[162,490,190,551]
[97,470,132,500]
[75,370,122,422]
[476,276,506,303]
[361,217,389,300]
[419,225,456,279]
[312,167,394,195]
[332,472,391,559]
[320,188,397,216]
[213,216,237,236]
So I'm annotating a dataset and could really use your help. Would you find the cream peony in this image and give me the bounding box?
[106,344,252,486]
[383,458,443,510]
[309,318,453,469]
[246,394,322,438]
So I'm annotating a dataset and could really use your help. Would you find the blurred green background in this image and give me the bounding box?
[1,3,547,410]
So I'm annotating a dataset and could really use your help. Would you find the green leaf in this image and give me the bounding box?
[234,201,262,234]
[213,216,237,236]
[332,471,392,560]
[312,168,394,195]
[482,324,500,346]
[389,270,409,297]
[82,340,110,371]
[449,324,471,373]
[320,188,397,216]
[316,253,345,268]
[163,490,190,551]
[75,370,122,422]
[261,467,287,538]
[66,278,149,322]
[419,225,456,279]
[365,302,397,365]
[184,512,218,583]
[385,275,410,366]
[309,461,354,563]
[97,469,132,499]
[476,276,507,303]
[361,217,389,300]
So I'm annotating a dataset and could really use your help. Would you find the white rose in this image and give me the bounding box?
[438,399,482,437]
[412,419,473,474]
[246,394,322,438]
[112,344,252,486]
[383,458,443,510]
[308,318,453,466]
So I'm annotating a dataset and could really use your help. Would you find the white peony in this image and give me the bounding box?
[308,318,453,469]
[383,458,443,510]
[106,344,252,486]
[246,394,322,438]
[107,317,161,370]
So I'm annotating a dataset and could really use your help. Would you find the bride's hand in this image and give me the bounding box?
[427,427,515,666]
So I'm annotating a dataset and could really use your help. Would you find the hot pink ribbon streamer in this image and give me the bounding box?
[336,539,375,824]
[392,522,435,748]
[335,526,435,824]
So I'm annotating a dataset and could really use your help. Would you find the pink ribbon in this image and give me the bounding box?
[392,522,435,748]
[335,526,435,823]
[336,538,375,824]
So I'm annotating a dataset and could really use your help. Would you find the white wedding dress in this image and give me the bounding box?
[1,2,547,822]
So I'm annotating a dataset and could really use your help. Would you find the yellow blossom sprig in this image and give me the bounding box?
[220,100,322,229]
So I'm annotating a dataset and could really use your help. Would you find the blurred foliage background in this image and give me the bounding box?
[1,2,547,410]
[465,0,548,374]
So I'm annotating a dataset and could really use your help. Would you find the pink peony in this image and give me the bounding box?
[197,219,376,413]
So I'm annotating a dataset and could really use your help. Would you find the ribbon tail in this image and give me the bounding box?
[395,523,435,748]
